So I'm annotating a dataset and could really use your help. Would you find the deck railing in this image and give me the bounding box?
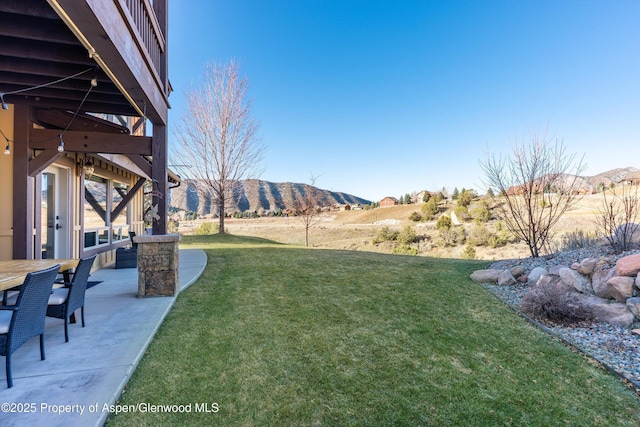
[121,0,166,91]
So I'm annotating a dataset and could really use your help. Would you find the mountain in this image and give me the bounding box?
[169,179,372,215]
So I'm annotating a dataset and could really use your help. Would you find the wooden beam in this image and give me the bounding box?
[0,35,91,65]
[12,104,34,258]
[111,177,146,222]
[152,123,167,234]
[28,148,65,177]
[124,154,152,178]
[30,129,152,155]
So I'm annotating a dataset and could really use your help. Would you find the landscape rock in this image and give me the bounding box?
[516,275,528,283]
[527,267,548,286]
[615,253,640,277]
[570,262,580,270]
[536,274,560,288]
[577,258,599,276]
[592,267,618,300]
[606,276,635,302]
[559,268,592,294]
[636,276,640,292]
[626,297,640,319]
[548,265,569,276]
[510,266,525,278]
[469,269,502,284]
[497,270,517,286]
[575,295,635,327]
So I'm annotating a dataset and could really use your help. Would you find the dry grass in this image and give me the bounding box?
[176,194,611,260]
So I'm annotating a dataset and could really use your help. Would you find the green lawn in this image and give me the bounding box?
[107,234,640,426]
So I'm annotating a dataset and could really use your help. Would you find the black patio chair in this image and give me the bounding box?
[0,264,60,388]
[46,254,97,342]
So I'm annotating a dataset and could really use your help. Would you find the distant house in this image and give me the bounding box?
[380,197,399,207]
[620,171,640,186]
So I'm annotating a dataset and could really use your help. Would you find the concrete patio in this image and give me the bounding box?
[0,248,207,427]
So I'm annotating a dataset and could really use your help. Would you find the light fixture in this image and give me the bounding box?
[1,129,11,155]
[57,134,64,152]
[0,93,7,110]
[80,157,94,179]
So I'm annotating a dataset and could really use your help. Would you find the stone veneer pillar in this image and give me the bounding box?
[132,234,181,297]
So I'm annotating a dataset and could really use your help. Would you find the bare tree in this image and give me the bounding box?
[480,130,586,257]
[594,184,640,252]
[289,176,326,247]
[172,60,264,234]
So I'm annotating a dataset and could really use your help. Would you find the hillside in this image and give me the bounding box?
[169,179,372,215]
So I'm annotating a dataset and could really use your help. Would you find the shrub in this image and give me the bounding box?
[488,233,508,248]
[453,205,469,222]
[457,189,475,207]
[558,229,600,251]
[470,201,491,223]
[392,245,418,255]
[194,221,218,235]
[466,224,491,246]
[409,211,422,222]
[373,226,398,244]
[397,225,417,245]
[436,214,452,231]
[461,243,476,259]
[519,281,593,325]
[421,198,439,220]
[438,226,465,247]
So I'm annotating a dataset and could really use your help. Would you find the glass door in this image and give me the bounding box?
[41,166,71,259]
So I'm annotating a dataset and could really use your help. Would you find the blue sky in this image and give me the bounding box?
[168,0,640,202]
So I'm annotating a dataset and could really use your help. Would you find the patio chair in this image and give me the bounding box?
[46,254,97,342]
[0,264,60,388]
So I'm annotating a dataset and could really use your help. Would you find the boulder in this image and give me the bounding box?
[626,297,640,319]
[510,266,525,279]
[606,276,635,302]
[636,276,640,292]
[559,268,592,294]
[517,274,528,283]
[575,295,635,327]
[548,265,569,276]
[592,267,618,299]
[578,258,599,276]
[536,274,563,288]
[497,270,517,286]
[571,262,580,270]
[470,269,502,284]
[615,253,640,277]
[527,267,548,286]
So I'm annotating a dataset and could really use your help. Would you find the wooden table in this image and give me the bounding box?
[0,259,79,291]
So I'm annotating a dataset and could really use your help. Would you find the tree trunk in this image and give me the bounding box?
[219,199,225,234]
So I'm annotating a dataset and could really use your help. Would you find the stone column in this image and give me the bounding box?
[133,234,181,297]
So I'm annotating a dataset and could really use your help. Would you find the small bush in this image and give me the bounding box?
[194,222,219,235]
[470,201,491,223]
[392,245,418,256]
[421,198,439,220]
[559,229,600,251]
[397,225,417,245]
[466,224,491,246]
[373,226,399,244]
[454,206,470,222]
[438,226,466,247]
[461,244,476,259]
[409,211,422,222]
[519,282,593,325]
[436,215,452,231]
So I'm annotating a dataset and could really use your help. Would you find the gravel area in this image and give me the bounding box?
[482,247,640,394]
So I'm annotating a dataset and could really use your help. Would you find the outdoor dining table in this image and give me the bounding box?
[0,259,79,292]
